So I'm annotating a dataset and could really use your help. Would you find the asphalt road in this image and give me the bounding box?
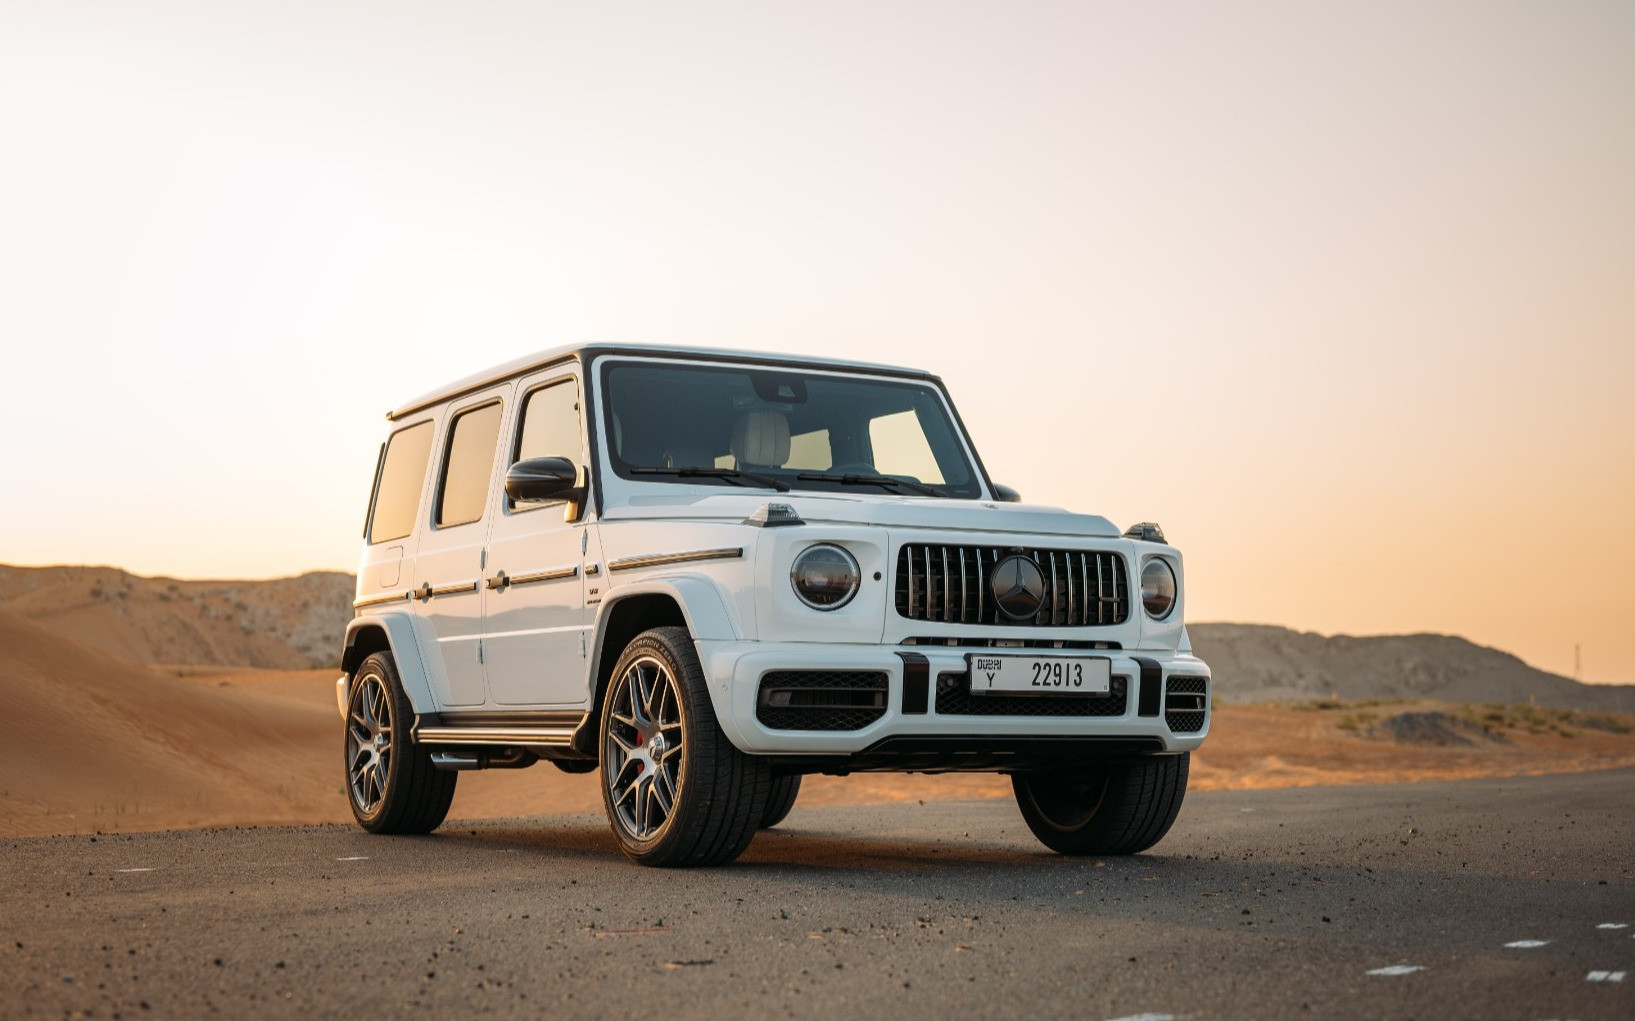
[4,769,1633,1020]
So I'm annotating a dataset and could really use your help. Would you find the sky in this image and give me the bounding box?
[2,0,1631,683]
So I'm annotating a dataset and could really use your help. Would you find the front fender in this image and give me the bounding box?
[341,612,444,716]
[588,573,741,664]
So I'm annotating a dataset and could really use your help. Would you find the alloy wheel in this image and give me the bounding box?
[603,655,686,841]
[346,672,393,814]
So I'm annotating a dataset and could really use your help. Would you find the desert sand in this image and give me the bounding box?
[5,600,1633,839]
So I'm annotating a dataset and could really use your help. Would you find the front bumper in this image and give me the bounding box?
[698,640,1211,764]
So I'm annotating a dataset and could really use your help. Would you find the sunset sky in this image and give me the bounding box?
[2,1,1631,683]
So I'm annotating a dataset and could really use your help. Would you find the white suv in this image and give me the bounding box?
[340,345,1210,866]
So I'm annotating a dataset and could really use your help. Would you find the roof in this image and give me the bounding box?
[386,342,934,421]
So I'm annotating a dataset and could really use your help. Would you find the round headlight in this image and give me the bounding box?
[790,544,861,610]
[1141,558,1177,620]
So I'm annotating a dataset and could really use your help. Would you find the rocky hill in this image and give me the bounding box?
[0,565,353,670]
[1190,623,1635,713]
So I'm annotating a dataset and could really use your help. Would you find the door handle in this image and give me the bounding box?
[485,571,510,592]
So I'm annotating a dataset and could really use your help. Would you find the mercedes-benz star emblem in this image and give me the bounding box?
[991,555,1045,620]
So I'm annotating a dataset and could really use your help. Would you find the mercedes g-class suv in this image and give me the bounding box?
[340,344,1210,866]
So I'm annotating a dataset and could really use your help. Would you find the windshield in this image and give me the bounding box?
[599,360,983,498]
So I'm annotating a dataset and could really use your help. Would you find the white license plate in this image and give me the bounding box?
[965,654,1112,695]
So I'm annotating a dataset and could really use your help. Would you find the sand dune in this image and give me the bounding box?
[0,608,340,833]
[0,565,351,669]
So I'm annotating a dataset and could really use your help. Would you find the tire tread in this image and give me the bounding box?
[1013,753,1189,856]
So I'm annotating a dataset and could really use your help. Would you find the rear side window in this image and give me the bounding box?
[436,401,504,528]
[368,421,434,544]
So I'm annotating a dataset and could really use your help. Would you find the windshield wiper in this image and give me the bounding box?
[632,466,790,492]
[795,472,939,497]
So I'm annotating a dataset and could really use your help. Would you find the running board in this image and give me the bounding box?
[413,725,578,747]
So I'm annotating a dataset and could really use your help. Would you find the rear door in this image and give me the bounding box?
[410,386,510,707]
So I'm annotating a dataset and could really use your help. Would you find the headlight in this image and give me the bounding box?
[1140,558,1177,620]
[790,544,860,610]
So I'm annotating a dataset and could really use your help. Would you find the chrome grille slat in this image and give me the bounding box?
[1096,555,1106,625]
[1059,553,1072,625]
[958,548,969,622]
[941,547,951,622]
[923,546,934,621]
[895,544,1128,627]
[907,545,919,619]
[975,548,986,622]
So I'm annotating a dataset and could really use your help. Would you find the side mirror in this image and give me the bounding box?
[505,456,588,520]
[992,483,1022,503]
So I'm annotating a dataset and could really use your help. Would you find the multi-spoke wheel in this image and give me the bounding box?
[1012,753,1189,856]
[603,653,686,841]
[345,651,456,834]
[599,627,771,866]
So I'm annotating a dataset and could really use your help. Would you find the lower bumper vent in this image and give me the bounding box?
[934,672,1128,718]
[1165,676,1209,733]
[757,671,889,731]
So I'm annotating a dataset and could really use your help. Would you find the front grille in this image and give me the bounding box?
[934,672,1128,718]
[756,671,889,731]
[1165,676,1208,733]
[896,545,1129,627]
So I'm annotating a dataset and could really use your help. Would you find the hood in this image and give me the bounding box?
[600,490,1121,538]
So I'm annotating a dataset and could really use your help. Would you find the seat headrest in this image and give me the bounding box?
[729,410,791,467]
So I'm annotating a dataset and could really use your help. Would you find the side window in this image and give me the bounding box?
[367,421,434,544]
[511,378,582,510]
[435,401,504,528]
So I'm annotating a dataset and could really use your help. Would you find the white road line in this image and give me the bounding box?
[336,856,370,861]
[114,868,155,873]
[1595,922,1628,930]
[1367,965,1425,976]
[1585,971,1626,982]
[1504,940,1549,948]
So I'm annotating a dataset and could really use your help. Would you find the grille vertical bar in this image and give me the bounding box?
[907,545,919,619]
[941,546,952,622]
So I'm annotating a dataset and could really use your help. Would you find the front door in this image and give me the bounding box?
[482,370,593,707]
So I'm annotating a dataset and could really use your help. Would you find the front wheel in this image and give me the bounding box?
[600,627,771,866]
[345,652,456,834]
[1012,753,1189,856]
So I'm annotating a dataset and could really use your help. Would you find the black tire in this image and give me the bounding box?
[599,626,771,866]
[760,774,802,829]
[1012,753,1189,856]
[344,651,456,834]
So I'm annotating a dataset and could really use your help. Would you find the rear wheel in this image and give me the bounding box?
[760,774,802,828]
[345,652,456,834]
[600,627,771,866]
[1012,753,1189,855]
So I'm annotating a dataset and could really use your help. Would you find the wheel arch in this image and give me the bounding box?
[341,613,440,714]
[572,577,737,755]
